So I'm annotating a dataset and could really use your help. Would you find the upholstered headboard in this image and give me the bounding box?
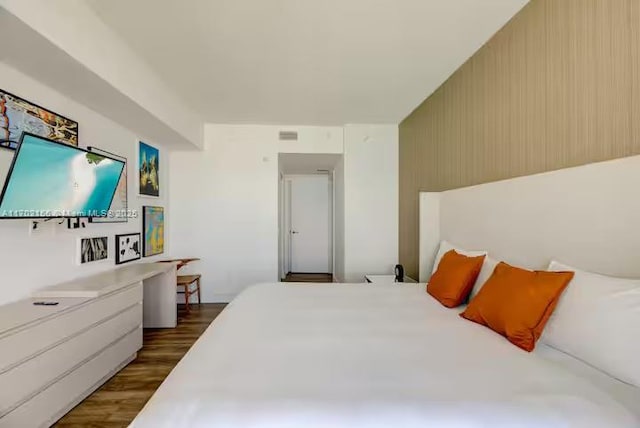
[419,155,640,282]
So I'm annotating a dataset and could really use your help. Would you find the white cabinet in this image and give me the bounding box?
[0,282,143,427]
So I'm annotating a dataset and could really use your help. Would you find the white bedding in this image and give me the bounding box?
[130,283,639,428]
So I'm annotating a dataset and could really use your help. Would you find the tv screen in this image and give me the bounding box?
[0,133,125,218]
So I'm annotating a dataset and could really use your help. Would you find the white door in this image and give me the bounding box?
[290,175,330,273]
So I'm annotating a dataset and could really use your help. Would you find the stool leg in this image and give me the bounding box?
[196,277,201,305]
[184,284,190,313]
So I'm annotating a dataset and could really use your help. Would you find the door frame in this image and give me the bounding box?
[281,173,334,277]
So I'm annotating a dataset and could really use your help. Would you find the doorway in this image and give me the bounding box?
[278,153,342,281]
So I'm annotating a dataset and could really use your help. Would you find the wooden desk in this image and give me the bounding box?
[159,258,200,270]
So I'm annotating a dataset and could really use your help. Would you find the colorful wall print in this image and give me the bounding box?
[143,206,164,257]
[78,236,109,264]
[89,147,128,223]
[139,141,159,197]
[0,89,78,150]
[116,233,141,265]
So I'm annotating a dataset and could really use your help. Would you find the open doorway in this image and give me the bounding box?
[278,153,342,282]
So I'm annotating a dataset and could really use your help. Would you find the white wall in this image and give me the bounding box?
[278,171,285,279]
[342,124,399,282]
[170,124,342,302]
[170,123,399,301]
[333,157,346,282]
[277,126,344,154]
[0,62,171,305]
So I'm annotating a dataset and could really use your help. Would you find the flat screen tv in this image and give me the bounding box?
[0,133,125,218]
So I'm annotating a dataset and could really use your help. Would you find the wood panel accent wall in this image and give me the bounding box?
[399,0,640,279]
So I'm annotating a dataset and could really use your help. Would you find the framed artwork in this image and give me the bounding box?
[143,206,164,257]
[116,233,141,265]
[78,236,109,265]
[0,89,78,150]
[88,147,128,223]
[138,141,159,197]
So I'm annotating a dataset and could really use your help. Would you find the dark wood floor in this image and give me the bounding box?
[54,303,226,428]
[283,273,333,283]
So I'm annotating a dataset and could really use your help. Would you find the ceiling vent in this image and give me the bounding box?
[279,131,298,141]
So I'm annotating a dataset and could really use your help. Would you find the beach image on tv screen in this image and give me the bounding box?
[0,134,125,217]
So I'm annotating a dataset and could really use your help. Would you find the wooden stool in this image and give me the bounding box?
[177,274,201,312]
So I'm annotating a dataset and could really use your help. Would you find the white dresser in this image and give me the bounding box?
[0,282,142,427]
[0,262,177,427]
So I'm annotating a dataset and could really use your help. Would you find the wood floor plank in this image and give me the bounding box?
[54,303,226,427]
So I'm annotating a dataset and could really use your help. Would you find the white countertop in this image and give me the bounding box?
[32,262,178,299]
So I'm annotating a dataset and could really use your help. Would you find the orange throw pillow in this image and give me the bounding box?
[460,262,574,352]
[427,250,486,308]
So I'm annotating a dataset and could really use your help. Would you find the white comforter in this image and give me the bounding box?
[131,283,639,427]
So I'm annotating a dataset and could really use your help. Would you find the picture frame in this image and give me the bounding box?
[142,206,164,257]
[138,141,160,197]
[115,233,141,265]
[77,236,109,265]
[0,89,78,150]
[88,146,128,223]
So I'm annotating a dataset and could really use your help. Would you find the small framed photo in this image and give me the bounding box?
[115,233,141,265]
[78,236,109,265]
[138,141,160,197]
[142,206,164,257]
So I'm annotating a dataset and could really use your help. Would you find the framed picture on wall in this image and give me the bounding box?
[0,89,78,150]
[88,146,128,223]
[142,206,164,257]
[138,141,160,197]
[77,236,109,265]
[115,233,141,265]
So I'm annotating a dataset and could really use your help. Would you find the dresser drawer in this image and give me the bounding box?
[0,282,142,373]
[0,327,142,428]
[0,303,142,415]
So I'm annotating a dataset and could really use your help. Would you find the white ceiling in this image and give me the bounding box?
[279,153,342,175]
[87,0,528,126]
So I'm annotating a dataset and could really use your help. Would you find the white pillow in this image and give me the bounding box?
[470,256,499,299]
[431,241,486,275]
[543,261,640,387]
[430,241,493,299]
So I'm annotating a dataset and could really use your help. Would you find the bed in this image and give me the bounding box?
[130,282,640,428]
